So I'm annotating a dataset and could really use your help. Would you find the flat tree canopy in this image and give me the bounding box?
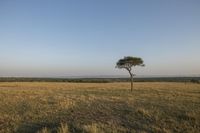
[116,56,144,70]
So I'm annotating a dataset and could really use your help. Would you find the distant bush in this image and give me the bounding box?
[190,79,200,84]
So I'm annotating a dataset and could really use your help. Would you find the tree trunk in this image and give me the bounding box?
[130,74,133,91]
[127,69,133,92]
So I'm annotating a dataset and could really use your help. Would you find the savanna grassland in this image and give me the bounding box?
[0,82,199,133]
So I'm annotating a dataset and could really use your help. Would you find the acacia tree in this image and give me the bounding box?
[116,56,145,91]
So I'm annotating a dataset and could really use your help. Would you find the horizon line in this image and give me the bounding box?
[0,74,200,79]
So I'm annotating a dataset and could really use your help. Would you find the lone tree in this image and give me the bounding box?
[116,56,145,91]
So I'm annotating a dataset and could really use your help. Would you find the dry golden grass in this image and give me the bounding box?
[0,82,199,133]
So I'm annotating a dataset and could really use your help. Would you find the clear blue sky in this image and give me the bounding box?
[0,0,200,77]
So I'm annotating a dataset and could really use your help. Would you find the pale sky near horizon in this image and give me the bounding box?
[0,0,200,77]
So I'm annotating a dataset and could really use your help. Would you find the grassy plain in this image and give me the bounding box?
[0,82,199,133]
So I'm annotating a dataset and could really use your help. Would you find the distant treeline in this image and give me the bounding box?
[0,77,199,83]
